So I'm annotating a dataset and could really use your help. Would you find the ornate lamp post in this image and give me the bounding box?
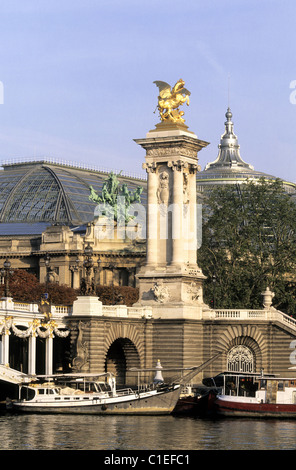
[69,256,80,288]
[1,258,14,297]
[212,275,216,309]
[44,252,51,298]
[96,255,101,279]
[108,262,116,304]
[71,256,80,270]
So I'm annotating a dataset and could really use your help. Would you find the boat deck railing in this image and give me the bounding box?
[115,388,137,396]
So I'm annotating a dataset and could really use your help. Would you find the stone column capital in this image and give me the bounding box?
[142,162,157,173]
[189,163,201,174]
[167,160,188,171]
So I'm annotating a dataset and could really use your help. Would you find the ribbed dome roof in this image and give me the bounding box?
[196,108,296,194]
[0,160,147,225]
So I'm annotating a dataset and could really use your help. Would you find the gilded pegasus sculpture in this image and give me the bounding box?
[153,79,191,123]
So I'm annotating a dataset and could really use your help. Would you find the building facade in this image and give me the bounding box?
[0,160,147,288]
[0,108,296,388]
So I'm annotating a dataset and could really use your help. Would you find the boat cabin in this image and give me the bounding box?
[216,372,296,404]
[19,379,113,402]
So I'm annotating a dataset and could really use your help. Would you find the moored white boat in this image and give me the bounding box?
[6,372,181,415]
[212,371,296,418]
[4,354,221,415]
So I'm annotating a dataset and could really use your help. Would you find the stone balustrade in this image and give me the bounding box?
[202,308,296,333]
[101,305,153,318]
[0,298,71,318]
[0,297,153,320]
[1,297,295,332]
[203,309,267,319]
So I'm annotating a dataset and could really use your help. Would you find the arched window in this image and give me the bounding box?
[227,345,254,372]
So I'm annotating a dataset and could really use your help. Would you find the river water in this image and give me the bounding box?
[0,412,295,451]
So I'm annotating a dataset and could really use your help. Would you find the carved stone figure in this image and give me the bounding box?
[186,282,200,302]
[72,321,89,371]
[151,282,170,303]
[153,79,191,123]
[183,172,189,205]
[157,171,170,206]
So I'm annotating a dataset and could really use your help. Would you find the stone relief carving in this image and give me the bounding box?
[151,282,170,303]
[186,282,201,302]
[146,147,197,159]
[47,267,58,284]
[72,320,90,371]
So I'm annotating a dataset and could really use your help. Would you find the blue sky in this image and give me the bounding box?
[0,0,295,182]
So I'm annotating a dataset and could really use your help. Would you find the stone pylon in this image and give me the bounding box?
[134,121,209,319]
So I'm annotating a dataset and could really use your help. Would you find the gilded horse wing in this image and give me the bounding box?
[178,87,191,96]
[153,81,172,99]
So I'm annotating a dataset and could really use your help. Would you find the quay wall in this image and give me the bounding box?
[67,315,296,385]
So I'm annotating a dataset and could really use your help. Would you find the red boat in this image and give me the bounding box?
[173,387,211,416]
[213,371,296,418]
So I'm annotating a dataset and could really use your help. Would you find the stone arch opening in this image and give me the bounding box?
[215,327,264,372]
[105,338,140,386]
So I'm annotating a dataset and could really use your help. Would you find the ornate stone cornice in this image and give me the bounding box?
[134,134,209,160]
[145,145,198,160]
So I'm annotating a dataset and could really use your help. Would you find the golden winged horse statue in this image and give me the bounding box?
[153,79,191,123]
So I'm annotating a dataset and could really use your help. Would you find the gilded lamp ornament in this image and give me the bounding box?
[153,79,191,123]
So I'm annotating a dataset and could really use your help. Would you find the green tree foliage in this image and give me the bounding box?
[198,178,296,314]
